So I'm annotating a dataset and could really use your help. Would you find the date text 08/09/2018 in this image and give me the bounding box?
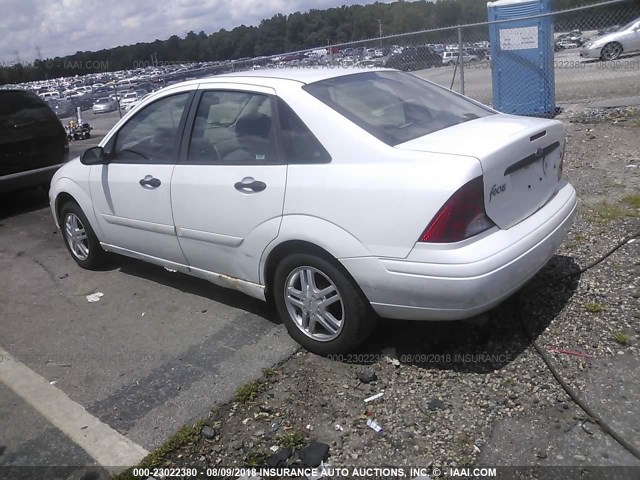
[132,466,498,478]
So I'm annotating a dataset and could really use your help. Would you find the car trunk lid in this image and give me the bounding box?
[395,114,565,229]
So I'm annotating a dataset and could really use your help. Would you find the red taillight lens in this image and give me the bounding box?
[419,177,496,243]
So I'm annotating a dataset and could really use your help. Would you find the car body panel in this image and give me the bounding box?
[341,181,576,319]
[88,163,187,263]
[172,164,287,282]
[397,114,565,230]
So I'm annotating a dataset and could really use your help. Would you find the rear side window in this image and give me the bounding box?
[304,71,493,146]
[187,90,278,165]
[277,98,330,164]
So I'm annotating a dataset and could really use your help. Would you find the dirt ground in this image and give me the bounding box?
[117,106,640,480]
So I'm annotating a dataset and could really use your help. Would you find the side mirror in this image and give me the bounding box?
[80,146,107,165]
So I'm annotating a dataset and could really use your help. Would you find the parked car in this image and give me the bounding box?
[580,17,640,60]
[1,90,68,193]
[124,93,151,112]
[555,40,580,50]
[93,97,118,114]
[442,51,479,65]
[49,68,576,354]
[46,98,76,119]
[119,92,140,109]
[381,46,442,71]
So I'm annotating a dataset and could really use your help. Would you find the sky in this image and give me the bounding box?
[0,0,394,64]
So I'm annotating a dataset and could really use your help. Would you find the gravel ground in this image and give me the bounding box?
[130,106,639,479]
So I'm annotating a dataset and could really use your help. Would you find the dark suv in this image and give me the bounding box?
[0,90,69,193]
[381,46,442,71]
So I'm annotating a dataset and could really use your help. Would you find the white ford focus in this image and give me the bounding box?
[49,68,576,354]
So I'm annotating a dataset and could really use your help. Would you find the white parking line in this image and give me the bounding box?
[0,346,148,467]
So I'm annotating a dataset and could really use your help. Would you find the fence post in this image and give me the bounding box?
[458,26,465,95]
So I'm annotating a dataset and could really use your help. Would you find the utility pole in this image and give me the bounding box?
[377,19,383,47]
[36,46,48,79]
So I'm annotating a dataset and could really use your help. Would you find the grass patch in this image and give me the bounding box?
[613,331,631,346]
[501,378,516,387]
[235,380,266,403]
[245,451,268,467]
[584,302,604,314]
[280,430,305,450]
[262,367,277,378]
[586,197,639,224]
[111,419,205,480]
[622,194,640,210]
[564,232,587,249]
[588,201,627,222]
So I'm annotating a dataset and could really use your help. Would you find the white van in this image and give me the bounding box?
[39,91,60,100]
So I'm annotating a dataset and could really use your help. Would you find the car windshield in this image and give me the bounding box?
[96,98,110,103]
[304,71,493,146]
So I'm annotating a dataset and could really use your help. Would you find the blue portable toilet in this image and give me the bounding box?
[487,0,555,117]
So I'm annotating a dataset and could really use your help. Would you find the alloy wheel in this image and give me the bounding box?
[284,266,345,342]
[64,212,89,261]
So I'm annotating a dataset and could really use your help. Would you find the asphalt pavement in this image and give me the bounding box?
[0,188,297,473]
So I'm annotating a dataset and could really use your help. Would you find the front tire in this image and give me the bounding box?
[273,253,375,355]
[600,42,622,61]
[60,201,106,270]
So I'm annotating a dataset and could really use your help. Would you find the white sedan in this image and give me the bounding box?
[49,68,576,354]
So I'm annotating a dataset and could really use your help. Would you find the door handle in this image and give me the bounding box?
[139,175,161,188]
[234,177,267,193]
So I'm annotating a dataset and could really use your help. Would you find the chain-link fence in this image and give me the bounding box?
[222,0,640,114]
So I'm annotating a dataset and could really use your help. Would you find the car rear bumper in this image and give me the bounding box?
[340,182,577,320]
[0,164,65,193]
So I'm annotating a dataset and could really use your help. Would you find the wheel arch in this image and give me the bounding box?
[54,192,77,224]
[51,178,104,240]
[261,238,372,306]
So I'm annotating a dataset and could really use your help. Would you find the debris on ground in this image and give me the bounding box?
[86,292,104,303]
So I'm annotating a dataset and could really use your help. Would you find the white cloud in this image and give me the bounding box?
[0,0,392,63]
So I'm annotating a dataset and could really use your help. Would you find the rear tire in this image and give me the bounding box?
[60,201,106,270]
[273,253,376,355]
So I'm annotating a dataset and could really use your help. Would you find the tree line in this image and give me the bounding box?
[1,0,636,85]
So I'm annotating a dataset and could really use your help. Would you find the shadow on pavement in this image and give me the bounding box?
[114,255,280,324]
[355,254,581,373]
[0,188,50,221]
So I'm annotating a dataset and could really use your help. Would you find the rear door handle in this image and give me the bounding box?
[139,175,161,188]
[234,177,267,193]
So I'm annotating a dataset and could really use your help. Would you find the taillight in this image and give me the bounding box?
[419,177,496,243]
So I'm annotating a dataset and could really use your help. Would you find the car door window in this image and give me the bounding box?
[277,98,331,164]
[187,91,278,165]
[112,92,190,164]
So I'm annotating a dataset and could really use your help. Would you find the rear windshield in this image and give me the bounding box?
[304,71,493,146]
[0,91,57,126]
